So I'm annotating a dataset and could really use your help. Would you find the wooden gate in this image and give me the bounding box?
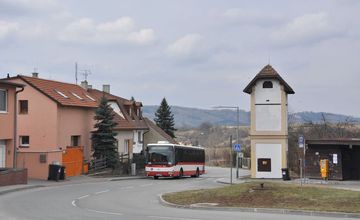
[62,147,84,177]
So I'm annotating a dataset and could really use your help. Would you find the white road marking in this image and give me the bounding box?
[148,215,201,220]
[85,208,123,216]
[77,195,89,200]
[120,186,134,189]
[94,189,110,195]
[140,183,153,187]
[71,200,77,207]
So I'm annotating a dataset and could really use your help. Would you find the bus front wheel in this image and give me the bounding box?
[154,176,159,180]
[195,168,200,177]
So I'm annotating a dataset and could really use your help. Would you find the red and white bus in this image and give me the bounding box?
[145,142,205,179]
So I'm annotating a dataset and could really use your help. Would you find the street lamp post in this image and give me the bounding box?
[213,106,240,178]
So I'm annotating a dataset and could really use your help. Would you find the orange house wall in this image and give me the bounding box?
[57,107,95,160]
[0,86,16,168]
[5,78,96,179]
[9,79,59,152]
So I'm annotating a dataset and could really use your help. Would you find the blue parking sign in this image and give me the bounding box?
[298,135,304,148]
[233,143,241,152]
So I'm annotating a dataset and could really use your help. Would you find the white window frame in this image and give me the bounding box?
[124,140,129,154]
[71,135,81,146]
[0,89,7,113]
[138,131,142,143]
[19,100,28,114]
[19,136,30,147]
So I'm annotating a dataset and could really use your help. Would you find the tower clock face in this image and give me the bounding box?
[254,80,282,131]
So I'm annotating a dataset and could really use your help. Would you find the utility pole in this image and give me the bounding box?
[230,135,233,185]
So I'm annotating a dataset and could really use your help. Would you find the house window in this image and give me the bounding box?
[138,131,142,143]
[124,140,129,154]
[20,136,30,147]
[0,89,7,112]
[263,81,273,88]
[19,100,28,114]
[71,135,80,146]
[257,158,271,172]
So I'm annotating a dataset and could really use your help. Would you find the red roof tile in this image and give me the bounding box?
[144,118,177,144]
[88,89,148,130]
[14,75,98,108]
[243,65,295,94]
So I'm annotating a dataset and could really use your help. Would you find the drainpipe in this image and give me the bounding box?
[13,87,24,169]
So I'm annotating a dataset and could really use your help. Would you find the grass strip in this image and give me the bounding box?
[162,182,360,213]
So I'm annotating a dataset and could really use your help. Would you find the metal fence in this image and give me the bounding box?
[88,157,107,173]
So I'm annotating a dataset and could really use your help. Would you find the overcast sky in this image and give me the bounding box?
[1,0,359,116]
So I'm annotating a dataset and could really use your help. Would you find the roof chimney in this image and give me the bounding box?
[32,72,39,78]
[103,84,110,93]
[80,80,88,90]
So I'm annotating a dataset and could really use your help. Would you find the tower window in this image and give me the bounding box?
[263,81,273,88]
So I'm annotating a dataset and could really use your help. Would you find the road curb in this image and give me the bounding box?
[215,178,246,184]
[109,176,148,181]
[0,185,45,196]
[158,194,360,218]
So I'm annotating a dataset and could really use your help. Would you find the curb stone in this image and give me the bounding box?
[159,194,360,219]
[0,185,44,196]
[109,176,148,181]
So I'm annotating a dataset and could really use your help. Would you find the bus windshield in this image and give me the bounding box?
[147,145,174,165]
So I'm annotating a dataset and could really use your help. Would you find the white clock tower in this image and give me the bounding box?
[243,65,294,178]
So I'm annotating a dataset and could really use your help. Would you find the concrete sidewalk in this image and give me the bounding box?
[0,175,146,196]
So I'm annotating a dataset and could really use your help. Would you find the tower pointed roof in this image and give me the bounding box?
[243,64,295,94]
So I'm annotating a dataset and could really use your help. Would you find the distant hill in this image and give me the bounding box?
[143,106,360,128]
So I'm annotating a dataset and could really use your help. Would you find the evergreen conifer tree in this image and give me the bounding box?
[91,96,118,168]
[154,98,176,138]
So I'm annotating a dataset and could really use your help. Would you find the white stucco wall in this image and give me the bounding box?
[133,130,144,153]
[254,79,282,131]
[255,105,281,131]
[115,131,133,154]
[255,143,282,178]
[254,80,281,104]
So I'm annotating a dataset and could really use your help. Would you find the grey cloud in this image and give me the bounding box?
[271,12,345,47]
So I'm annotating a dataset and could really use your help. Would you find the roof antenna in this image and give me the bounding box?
[75,62,78,85]
[81,69,92,81]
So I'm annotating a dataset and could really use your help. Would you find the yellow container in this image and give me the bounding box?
[320,159,329,178]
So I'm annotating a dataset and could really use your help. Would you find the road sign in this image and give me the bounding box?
[233,143,241,152]
[298,135,304,148]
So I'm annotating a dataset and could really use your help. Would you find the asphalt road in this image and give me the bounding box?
[0,167,355,220]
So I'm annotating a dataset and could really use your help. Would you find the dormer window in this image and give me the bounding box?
[54,89,68,98]
[263,81,273,88]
